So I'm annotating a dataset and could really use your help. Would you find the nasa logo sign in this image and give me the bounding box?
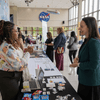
[39,12,50,22]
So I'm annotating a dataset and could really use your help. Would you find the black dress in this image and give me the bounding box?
[45,38,54,62]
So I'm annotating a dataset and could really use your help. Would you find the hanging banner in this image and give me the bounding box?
[42,20,47,42]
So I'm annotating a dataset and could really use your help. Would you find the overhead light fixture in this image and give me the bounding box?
[70,0,79,6]
[25,0,34,6]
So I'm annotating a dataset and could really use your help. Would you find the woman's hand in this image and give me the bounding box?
[54,50,56,52]
[24,46,34,54]
[73,57,79,63]
[27,46,34,54]
[19,67,25,71]
[45,43,47,45]
[70,63,79,68]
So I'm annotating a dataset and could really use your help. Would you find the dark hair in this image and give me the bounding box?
[47,32,52,40]
[17,27,22,38]
[70,31,77,42]
[82,17,100,42]
[0,20,20,49]
[0,20,14,44]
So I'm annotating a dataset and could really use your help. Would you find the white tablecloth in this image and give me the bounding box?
[28,57,62,78]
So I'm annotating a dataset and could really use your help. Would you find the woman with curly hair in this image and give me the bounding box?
[0,20,32,100]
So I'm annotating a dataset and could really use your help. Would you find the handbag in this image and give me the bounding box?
[57,47,64,54]
[67,41,74,49]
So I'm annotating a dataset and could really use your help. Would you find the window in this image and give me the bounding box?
[98,21,100,27]
[20,27,23,31]
[27,27,31,30]
[68,5,78,35]
[53,27,58,37]
[39,27,42,35]
[49,27,53,36]
[99,0,100,10]
[85,0,88,14]
[75,26,78,36]
[27,27,32,36]
[93,12,97,20]
[76,19,78,24]
[82,16,84,19]
[33,27,36,38]
[69,9,71,20]
[94,0,98,11]
[69,21,73,26]
[98,11,100,20]
[74,6,75,18]
[71,8,74,19]
[73,19,76,25]
[89,0,93,13]
[76,5,78,18]
[82,1,85,15]
[54,27,57,30]
[89,14,92,17]
[33,27,36,31]
[85,15,88,17]
[53,31,57,37]
[69,21,71,26]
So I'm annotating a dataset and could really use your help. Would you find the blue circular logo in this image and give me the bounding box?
[39,12,50,22]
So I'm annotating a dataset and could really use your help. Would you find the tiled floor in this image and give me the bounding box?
[0,43,79,100]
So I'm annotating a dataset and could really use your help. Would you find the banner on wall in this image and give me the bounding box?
[0,0,9,21]
[42,20,47,42]
[39,12,50,22]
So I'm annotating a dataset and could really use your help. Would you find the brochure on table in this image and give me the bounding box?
[28,58,62,78]
[47,78,66,83]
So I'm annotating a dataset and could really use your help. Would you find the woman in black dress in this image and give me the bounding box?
[45,32,54,62]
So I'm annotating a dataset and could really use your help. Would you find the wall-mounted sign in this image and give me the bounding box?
[39,12,50,22]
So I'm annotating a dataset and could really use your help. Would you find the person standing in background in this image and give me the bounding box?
[36,33,40,50]
[70,17,100,100]
[40,34,42,41]
[68,31,78,75]
[17,27,24,51]
[45,32,54,62]
[36,33,40,40]
[17,27,25,43]
[17,28,34,54]
[54,27,66,71]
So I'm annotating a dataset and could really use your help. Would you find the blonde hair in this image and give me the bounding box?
[57,27,64,34]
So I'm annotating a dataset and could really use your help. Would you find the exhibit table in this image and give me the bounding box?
[20,52,82,100]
